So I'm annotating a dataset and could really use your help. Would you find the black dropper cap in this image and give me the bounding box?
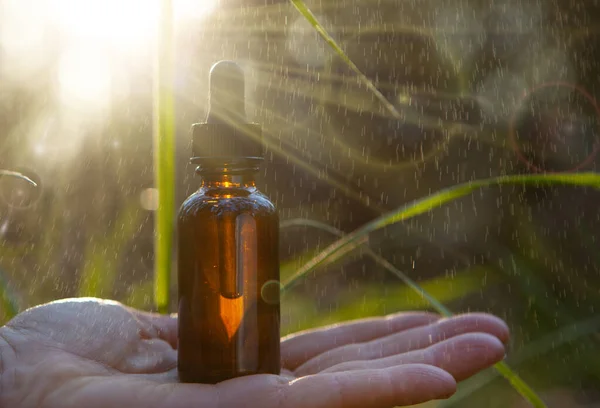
[191,60,263,161]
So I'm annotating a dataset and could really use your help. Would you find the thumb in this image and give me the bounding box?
[131,308,179,349]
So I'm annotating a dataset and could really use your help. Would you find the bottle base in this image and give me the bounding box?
[178,368,281,384]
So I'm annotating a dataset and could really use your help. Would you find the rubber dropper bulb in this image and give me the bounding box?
[205,60,247,125]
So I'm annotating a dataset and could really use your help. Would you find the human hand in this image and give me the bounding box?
[0,298,509,408]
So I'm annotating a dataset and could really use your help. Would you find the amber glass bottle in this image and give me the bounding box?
[177,61,280,384]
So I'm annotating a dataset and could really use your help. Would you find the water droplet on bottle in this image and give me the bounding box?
[261,280,282,305]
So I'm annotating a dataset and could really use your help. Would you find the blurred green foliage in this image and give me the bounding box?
[79,201,143,297]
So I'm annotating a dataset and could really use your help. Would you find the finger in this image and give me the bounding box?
[317,333,505,381]
[281,312,440,370]
[131,309,179,349]
[295,313,509,375]
[210,365,455,408]
[120,338,178,374]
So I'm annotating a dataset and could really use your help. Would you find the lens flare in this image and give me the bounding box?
[508,81,600,173]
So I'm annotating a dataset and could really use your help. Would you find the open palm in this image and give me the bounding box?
[0,298,508,408]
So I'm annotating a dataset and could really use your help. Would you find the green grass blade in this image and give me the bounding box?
[282,172,600,291]
[281,269,490,335]
[281,173,600,408]
[153,0,175,314]
[280,218,454,315]
[289,0,402,120]
[492,362,547,407]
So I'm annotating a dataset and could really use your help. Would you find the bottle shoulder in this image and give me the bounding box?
[179,188,276,218]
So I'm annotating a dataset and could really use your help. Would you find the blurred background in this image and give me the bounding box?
[1,0,599,406]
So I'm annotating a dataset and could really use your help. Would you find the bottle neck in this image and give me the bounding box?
[200,174,257,188]
[193,157,261,189]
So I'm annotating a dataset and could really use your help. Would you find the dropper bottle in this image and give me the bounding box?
[177,60,280,384]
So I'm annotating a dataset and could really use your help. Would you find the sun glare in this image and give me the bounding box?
[52,0,157,50]
[0,0,50,81]
[51,0,216,49]
[51,0,217,108]
[58,47,112,110]
[2,0,217,109]
[0,0,218,157]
